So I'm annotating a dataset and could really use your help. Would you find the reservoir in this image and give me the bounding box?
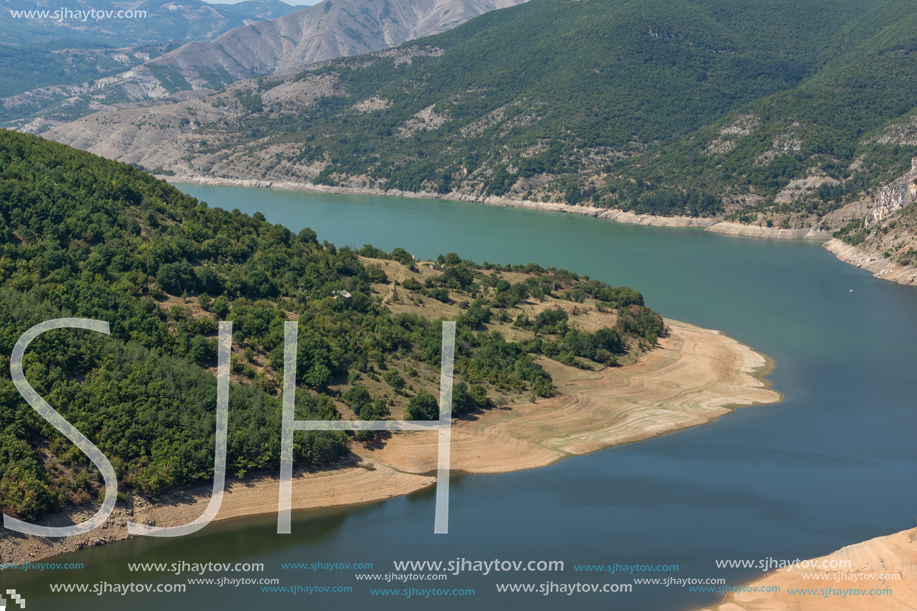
[5,185,917,610]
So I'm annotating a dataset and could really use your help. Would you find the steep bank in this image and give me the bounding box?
[0,319,779,567]
[824,239,917,286]
[700,528,917,611]
[818,157,917,286]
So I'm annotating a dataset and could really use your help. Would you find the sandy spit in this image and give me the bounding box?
[699,528,917,611]
[351,319,779,475]
[0,320,779,566]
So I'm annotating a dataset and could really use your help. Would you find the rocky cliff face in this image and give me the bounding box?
[824,158,917,286]
[866,156,917,227]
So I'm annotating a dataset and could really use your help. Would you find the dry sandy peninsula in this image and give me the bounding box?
[700,528,917,611]
[0,319,778,566]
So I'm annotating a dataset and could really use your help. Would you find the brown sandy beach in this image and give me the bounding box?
[700,528,917,611]
[0,319,779,566]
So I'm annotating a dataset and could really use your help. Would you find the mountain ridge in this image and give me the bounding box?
[2,0,528,127]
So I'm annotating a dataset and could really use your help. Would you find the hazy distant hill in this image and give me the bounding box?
[1,0,528,126]
[0,0,299,100]
[0,0,299,46]
[148,0,530,84]
[39,0,917,233]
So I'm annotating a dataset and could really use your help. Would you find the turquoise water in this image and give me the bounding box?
[4,185,916,610]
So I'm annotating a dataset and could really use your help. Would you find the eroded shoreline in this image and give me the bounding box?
[0,319,779,566]
[824,238,917,286]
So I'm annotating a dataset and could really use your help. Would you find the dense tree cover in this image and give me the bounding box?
[190,0,917,218]
[512,304,663,366]
[0,130,665,520]
[834,220,868,246]
[419,255,660,380]
[0,130,363,518]
[406,389,439,421]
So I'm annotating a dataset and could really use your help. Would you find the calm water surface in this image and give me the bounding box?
[4,185,916,610]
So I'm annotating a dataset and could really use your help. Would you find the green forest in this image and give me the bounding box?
[0,129,662,521]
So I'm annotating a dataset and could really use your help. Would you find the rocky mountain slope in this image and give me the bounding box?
[0,0,300,117]
[824,157,917,286]
[3,0,528,128]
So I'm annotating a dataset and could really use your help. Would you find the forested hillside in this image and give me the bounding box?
[0,130,662,520]
[46,0,917,232]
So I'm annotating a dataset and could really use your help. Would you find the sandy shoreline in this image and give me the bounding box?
[699,527,917,611]
[0,319,779,566]
[824,238,917,286]
[706,221,833,240]
[349,319,779,475]
[163,174,718,229]
[164,174,840,240]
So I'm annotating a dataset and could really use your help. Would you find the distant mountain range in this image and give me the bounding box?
[146,0,531,84]
[0,0,299,46]
[0,0,302,102]
[1,0,528,126]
